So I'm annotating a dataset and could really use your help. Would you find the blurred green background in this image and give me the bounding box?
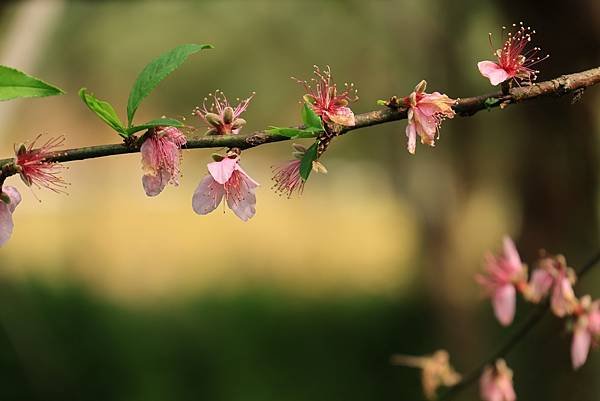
[0,0,599,400]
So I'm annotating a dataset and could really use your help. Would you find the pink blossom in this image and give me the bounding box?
[271,144,327,198]
[14,135,67,193]
[194,90,253,135]
[192,155,259,221]
[476,236,527,326]
[294,65,357,127]
[0,186,21,247]
[571,295,600,370]
[403,80,456,154]
[479,359,516,401]
[391,350,461,400]
[524,255,577,317]
[478,22,549,86]
[140,126,187,196]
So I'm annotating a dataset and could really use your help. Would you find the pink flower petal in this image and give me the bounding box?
[326,107,356,126]
[140,138,156,173]
[0,186,21,246]
[225,170,258,222]
[571,327,591,370]
[142,170,170,197]
[192,175,225,215]
[502,236,522,272]
[207,157,238,185]
[528,268,554,302]
[478,61,511,86]
[405,122,417,154]
[492,284,516,326]
[551,276,576,317]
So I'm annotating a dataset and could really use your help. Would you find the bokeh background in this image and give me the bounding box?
[0,0,599,400]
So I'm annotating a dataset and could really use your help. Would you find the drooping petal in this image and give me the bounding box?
[526,268,554,303]
[0,186,21,246]
[551,276,577,317]
[207,157,239,185]
[142,169,170,197]
[571,327,592,370]
[326,107,355,126]
[140,137,157,173]
[192,175,225,215]
[478,61,511,86]
[406,122,417,154]
[492,284,516,326]
[225,169,258,222]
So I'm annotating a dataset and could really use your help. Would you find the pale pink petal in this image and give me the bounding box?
[208,157,238,185]
[234,164,260,188]
[478,61,511,86]
[142,170,170,197]
[502,236,522,273]
[492,284,516,326]
[326,107,355,126]
[588,308,600,334]
[551,277,576,317]
[140,138,156,173]
[571,327,591,370]
[192,175,225,215]
[226,171,257,222]
[0,186,20,246]
[406,122,417,154]
[527,268,554,302]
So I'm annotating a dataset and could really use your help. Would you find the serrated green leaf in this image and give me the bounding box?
[0,65,64,101]
[127,43,213,126]
[125,118,184,136]
[301,102,323,129]
[79,88,126,135]
[299,142,319,181]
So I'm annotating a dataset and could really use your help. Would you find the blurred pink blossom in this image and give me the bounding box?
[192,154,259,221]
[476,236,527,326]
[571,295,600,370]
[479,359,516,401]
[403,80,455,154]
[140,126,187,197]
[0,186,21,247]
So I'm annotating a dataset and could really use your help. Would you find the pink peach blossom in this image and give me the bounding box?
[524,255,577,317]
[476,237,527,326]
[140,126,187,196]
[192,155,259,221]
[571,295,600,370]
[478,22,548,86]
[0,186,21,247]
[14,135,67,193]
[403,80,456,154]
[294,65,357,127]
[194,90,253,135]
[479,359,516,401]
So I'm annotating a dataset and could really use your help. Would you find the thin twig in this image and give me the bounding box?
[0,66,598,171]
[439,249,600,400]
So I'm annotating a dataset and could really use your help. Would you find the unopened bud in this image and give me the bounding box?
[231,118,246,130]
[204,113,222,128]
[211,153,225,162]
[16,143,26,156]
[223,107,234,124]
[292,151,304,159]
[292,143,307,153]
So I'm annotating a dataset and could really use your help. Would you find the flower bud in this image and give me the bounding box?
[292,143,307,153]
[292,151,304,160]
[204,113,222,128]
[223,107,234,124]
[211,153,225,162]
[231,118,246,130]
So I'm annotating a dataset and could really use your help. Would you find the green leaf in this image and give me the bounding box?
[79,88,126,135]
[266,126,319,139]
[299,142,319,181]
[0,65,64,101]
[301,102,323,129]
[125,118,184,136]
[127,43,213,126]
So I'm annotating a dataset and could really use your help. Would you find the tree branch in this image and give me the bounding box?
[439,249,600,400]
[0,66,599,171]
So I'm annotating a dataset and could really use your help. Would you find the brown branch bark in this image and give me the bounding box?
[0,66,598,170]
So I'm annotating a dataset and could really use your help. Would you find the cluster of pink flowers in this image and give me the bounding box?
[477,237,599,370]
